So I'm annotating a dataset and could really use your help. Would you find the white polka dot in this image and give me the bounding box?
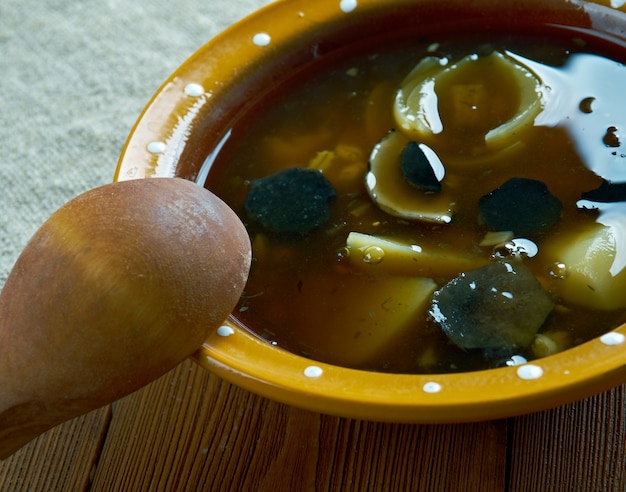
[340,0,357,13]
[517,364,543,380]
[147,141,166,154]
[216,325,235,337]
[600,331,625,346]
[252,33,271,47]
[184,83,205,97]
[422,381,442,393]
[304,365,323,378]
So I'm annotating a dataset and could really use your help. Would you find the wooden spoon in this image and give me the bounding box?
[0,178,251,458]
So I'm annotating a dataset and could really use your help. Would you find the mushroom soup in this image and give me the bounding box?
[204,28,626,374]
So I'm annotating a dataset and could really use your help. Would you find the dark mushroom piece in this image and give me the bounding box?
[478,177,562,237]
[366,130,454,223]
[429,261,554,352]
[244,167,336,235]
[580,179,626,203]
[400,141,442,193]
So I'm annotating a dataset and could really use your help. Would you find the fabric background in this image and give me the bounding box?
[0,0,271,285]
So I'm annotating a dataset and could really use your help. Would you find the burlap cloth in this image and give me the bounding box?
[0,0,270,285]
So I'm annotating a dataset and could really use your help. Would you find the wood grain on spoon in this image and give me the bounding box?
[0,178,251,459]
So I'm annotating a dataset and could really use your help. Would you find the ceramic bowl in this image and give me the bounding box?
[115,0,626,422]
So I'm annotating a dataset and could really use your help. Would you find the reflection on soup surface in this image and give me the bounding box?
[206,28,626,374]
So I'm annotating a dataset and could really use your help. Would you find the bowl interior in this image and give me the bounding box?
[115,0,626,422]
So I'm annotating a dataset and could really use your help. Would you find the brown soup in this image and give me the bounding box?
[204,26,626,374]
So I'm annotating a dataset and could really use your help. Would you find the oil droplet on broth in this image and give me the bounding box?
[362,245,385,264]
[548,262,570,279]
[579,97,595,114]
[603,126,621,148]
[491,238,538,259]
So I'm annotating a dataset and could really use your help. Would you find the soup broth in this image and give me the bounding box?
[205,27,626,374]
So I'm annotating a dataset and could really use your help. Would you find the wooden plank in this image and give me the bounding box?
[508,384,626,492]
[90,359,508,491]
[314,418,507,491]
[0,406,110,491]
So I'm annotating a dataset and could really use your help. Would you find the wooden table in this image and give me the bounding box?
[0,359,623,491]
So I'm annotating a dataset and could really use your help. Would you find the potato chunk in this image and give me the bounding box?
[291,273,437,367]
[346,231,489,278]
[541,222,626,310]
